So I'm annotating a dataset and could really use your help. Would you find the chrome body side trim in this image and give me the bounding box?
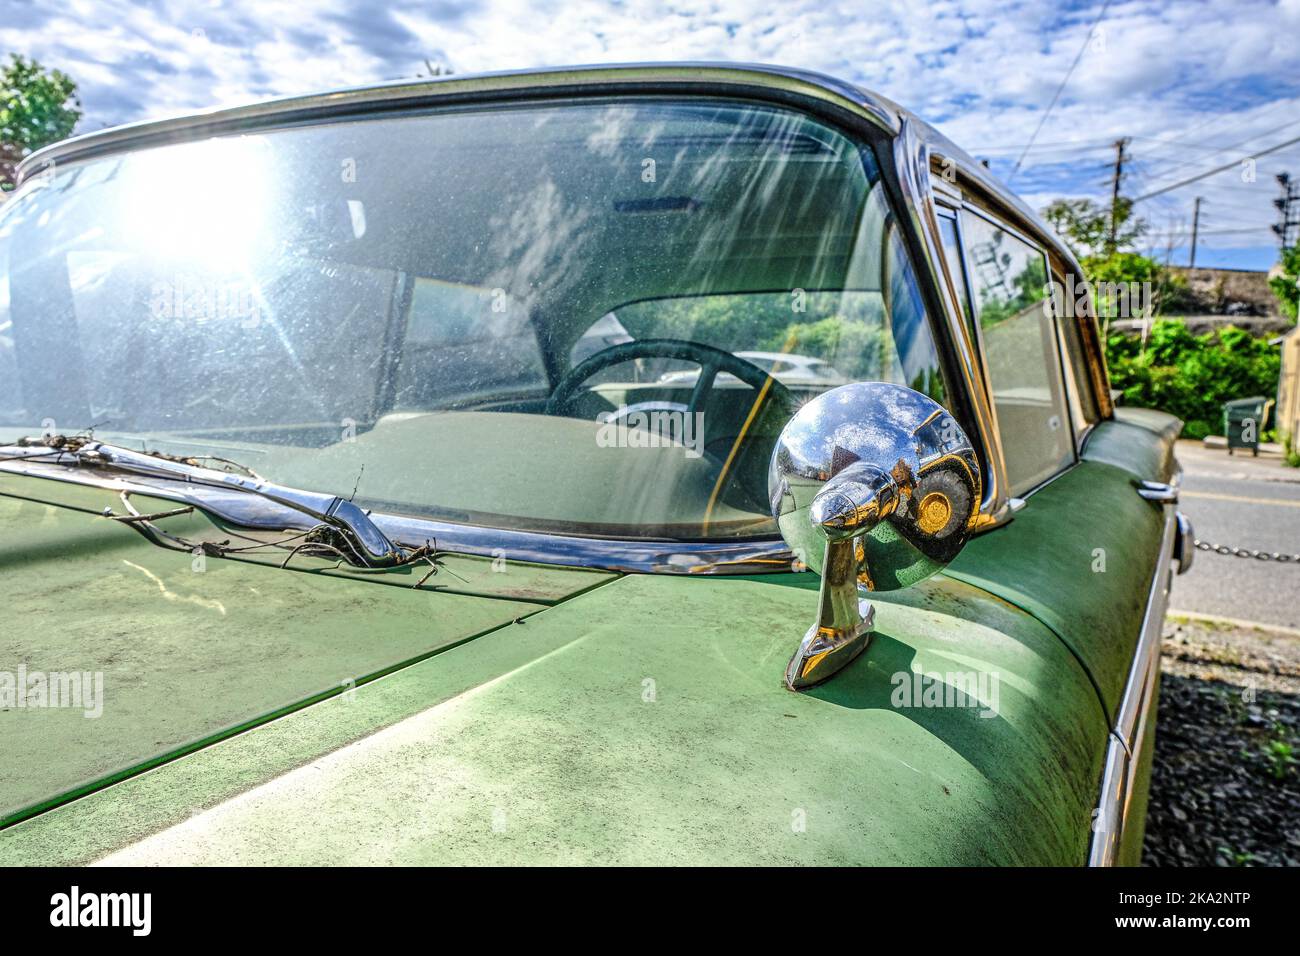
[0,456,793,574]
[1087,504,1177,866]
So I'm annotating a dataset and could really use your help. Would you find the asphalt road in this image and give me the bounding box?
[1170,440,1300,629]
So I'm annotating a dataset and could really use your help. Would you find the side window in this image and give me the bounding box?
[1049,261,1101,432]
[960,210,1074,494]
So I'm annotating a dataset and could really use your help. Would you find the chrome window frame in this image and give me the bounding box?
[921,147,1112,423]
[1044,253,1104,443]
[918,148,1115,497]
[930,204,1028,518]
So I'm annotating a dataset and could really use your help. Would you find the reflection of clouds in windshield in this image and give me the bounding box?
[584,106,637,158]
[583,105,667,159]
[484,178,592,310]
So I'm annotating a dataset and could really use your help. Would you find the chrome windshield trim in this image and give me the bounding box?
[0,456,794,575]
[17,62,900,181]
[1087,504,1176,866]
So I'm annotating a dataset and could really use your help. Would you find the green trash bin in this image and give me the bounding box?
[1223,396,1270,456]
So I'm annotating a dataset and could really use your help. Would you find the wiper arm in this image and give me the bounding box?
[0,436,405,568]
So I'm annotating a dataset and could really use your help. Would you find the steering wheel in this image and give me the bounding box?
[545,338,794,419]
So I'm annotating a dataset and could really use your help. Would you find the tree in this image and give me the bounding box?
[1080,249,1189,318]
[1042,196,1145,259]
[0,54,81,190]
[1042,193,1189,315]
[1269,245,1299,322]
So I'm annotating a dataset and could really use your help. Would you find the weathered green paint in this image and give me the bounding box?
[1080,408,1181,484]
[947,458,1163,723]
[938,411,1180,726]
[4,569,1104,865]
[0,474,613,604]
[2,413,1176,864]
[0,484,612,827]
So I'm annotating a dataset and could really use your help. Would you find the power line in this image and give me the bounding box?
[1199,211,1285,227]
[1129,136,1247,155]
[1009,0,1114,181]
[1128,98,1294,159]
[1130,150,1229,171]
[1129,117,1300,172]
[970,139,1112,155]
[1193,226,1275,235]
[1131,133,1300,203]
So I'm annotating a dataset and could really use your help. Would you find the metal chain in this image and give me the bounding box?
[1194,539,1300,563]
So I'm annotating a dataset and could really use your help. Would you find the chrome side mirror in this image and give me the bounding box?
[768,382,982,690]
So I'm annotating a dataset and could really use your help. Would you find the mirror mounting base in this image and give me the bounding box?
[785,537,876,690]
[784,598,875,691]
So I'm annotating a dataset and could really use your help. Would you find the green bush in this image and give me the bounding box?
[1082,251,1191,316]
[1106,320,1280,439]
[1285,432,1300,468]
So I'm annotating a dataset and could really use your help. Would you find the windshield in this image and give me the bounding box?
[0,97,946,540]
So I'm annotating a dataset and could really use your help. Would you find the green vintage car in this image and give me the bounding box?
[0,64,1193,866]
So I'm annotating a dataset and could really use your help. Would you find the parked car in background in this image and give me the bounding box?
[0,63,1193,866]
[659,351,848,389]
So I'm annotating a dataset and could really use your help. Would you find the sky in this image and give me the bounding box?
[3,0,1299,270]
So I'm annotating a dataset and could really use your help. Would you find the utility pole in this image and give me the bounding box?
[1189,196,1203,269]
[1107,137,1130,252]
[1274,173,1299,251]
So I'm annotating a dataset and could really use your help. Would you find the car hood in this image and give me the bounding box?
[0,474,611,829]
[2,485,1107,864]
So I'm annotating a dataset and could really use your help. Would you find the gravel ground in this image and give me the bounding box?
[1144,615,1300,866]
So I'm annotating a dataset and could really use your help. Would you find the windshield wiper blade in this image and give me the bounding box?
[0,436,405,568]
